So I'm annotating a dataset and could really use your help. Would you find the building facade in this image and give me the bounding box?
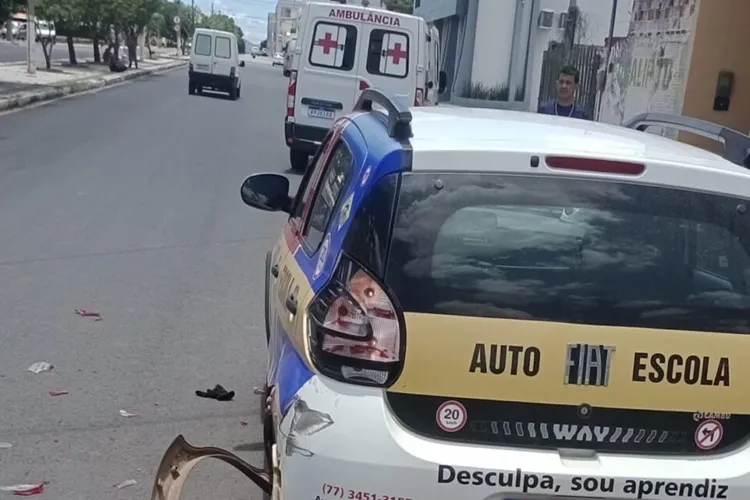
[414,0,632,110]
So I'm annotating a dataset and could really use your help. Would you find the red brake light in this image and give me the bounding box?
[545,156,646,175]
[359,79,369,91]
[286,71,297,118]
[308,256,403,386]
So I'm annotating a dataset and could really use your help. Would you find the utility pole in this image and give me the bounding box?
[190,0,195,36]
[26,0,35,74]
[210,0,214,16]
[595,0,619,120]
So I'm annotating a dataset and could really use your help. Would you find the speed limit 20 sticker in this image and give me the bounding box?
[436,400,467,433]
[695,419,723,450]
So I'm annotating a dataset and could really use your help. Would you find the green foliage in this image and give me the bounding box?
[383,0,413,14]
[259,39,266,50]
[0,0,20,21]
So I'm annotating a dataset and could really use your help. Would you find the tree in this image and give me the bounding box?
[383,0,412,14]
[259,38,266,50]
[37,0,85,67]
[0,0,19,23]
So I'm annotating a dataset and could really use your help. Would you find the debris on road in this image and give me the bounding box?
[195,384,235,401]
[26,362,53,374]
[240,421,248,426]
[119,409,140,418]
[113,479,137,489]
[48,391,69,397]
[0,442,12,449]
[74,309,102,321]
[0,482,47,495]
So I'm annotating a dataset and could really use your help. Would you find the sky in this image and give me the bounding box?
[194,0,275,44]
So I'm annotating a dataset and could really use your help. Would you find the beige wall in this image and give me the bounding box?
[680,0,750,152]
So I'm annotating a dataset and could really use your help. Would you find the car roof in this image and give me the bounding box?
[408,107,734,170]
[395,106,750,199]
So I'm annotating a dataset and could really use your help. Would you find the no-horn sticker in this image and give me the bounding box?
[436,400,467,433]
[695,419,723,450]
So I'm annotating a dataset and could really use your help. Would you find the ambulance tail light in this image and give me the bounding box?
[308,256,404,387]
[546,156,646,175]
[230,66,236,77]
[359,79,369,91]
[414,88,424,106]
[286,70,297,118]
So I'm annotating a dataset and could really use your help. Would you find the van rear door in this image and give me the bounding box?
[192,31,213,75]
[296,9,361,126]
[213,32,234,77]
[356,13,417,106]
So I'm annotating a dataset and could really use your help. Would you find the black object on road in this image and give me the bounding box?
[195,384,235,401]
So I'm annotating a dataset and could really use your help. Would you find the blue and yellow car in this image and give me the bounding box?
[151,93,750,500]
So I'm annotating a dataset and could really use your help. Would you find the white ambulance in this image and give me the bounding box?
[283,2,447,171]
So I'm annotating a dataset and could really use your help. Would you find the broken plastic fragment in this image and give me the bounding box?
[119,409,140,418]
[27,362,53,374]
[113,479,137,489]
[0,442,12,449]
[74,309,102,321]
[290,399,333,436]
[48,390,69,397]
[0,482,47,495]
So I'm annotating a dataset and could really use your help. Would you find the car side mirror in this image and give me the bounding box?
[240,173,291,213]
[239,60,246,67]
[438,71,448,94]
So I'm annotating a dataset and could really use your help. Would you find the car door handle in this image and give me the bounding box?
[285,294,297,315]
[270,264,279,278]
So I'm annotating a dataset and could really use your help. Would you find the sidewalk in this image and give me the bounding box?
[0,51,188,112]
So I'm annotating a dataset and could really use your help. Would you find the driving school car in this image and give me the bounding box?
[151,94,750,500]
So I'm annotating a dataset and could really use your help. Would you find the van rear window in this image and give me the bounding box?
[366,29,409,78]
[215,36,231,58]
[309,21,357,71]
[385,172,750,333]
[195,34,212,56]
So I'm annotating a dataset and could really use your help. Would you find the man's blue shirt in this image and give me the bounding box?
[538,100,590,120]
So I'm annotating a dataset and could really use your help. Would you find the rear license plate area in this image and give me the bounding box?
[195,64,209,71]
[307,107,334,120]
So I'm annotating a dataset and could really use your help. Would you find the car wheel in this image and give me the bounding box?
[188,81,196,95]
[196,85,203,94]
[229,84,238,101]
[283,69,290,77]
[236,85,241,99]
[289,149,309,172]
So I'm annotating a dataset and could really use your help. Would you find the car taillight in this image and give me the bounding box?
[414,88,424,106]
[287,71,297,119]
[359,79,369,91]
[308,256,404,387]
[230,66,236,77]
[545,156,646,175]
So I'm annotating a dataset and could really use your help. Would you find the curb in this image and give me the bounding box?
[0,59,187,113]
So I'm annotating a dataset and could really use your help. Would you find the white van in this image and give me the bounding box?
[188,28,245,100]
[283,2,447,171]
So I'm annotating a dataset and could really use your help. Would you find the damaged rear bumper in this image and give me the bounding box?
[149,434,272,500]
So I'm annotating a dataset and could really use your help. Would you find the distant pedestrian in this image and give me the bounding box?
[538,65,590,120]
[127,28,138,69]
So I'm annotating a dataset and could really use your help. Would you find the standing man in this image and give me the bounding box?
[538,65,590,120]
[127,28,138,69]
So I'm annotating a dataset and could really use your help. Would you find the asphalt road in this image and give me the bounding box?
[0,58,293,499]
[0,40,99,64]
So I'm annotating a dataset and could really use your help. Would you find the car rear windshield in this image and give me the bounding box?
[385,172,750,333]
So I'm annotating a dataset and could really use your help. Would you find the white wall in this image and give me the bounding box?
[470,0,516,90]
